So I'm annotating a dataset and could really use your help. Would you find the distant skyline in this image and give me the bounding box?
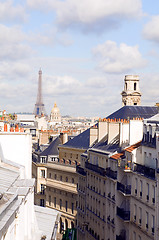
[0,0,159,117]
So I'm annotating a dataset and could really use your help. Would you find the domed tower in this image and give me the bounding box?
[50,102,61,124]
[121,75,141,106]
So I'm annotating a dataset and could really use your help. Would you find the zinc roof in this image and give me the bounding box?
[34,205,60,240]
[0,165,19,193]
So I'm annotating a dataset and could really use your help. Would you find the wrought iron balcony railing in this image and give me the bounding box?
[117,182,131,195]
[117,207,130,221]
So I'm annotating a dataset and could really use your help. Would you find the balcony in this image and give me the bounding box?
[106,167,117,180]
[117,207,130,221]
[85,161,106,176]
[76,165,86,176]
[134,163,155,180]
[116,236,126,240]
[117,182,131,195]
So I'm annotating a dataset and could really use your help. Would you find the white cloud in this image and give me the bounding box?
[44,75,82,96]
[0,62,31,79]
[92,41,147,73]
[26,0,143,32]
[0,0,27,23]
[140,73,159,105]
[143,16,159,43]
[0,24,33,61]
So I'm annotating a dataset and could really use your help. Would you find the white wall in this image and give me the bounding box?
[0,133,32,178]
[129,120,143,145]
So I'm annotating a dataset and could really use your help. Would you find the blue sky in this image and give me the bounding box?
[0,0,159,117]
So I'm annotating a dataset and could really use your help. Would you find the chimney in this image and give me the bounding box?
[98,121,108,142]
[156,103,159,113]
[4,124,7,132]
[10,127,14,132]
[60,132,68,144]
[89,125,98,146]
[15,124,19,132]
[108,122,120,144]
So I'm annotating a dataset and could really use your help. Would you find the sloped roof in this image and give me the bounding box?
[106,106,158,120]
[90,134,120,154]
[63,128,90,149]
[61,106,158,150]
[40,136,62,156]
[110,141,141,160]
[35,205,60,240]
[125,141,141,153]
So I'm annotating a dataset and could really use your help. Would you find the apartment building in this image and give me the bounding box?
[0,131,60,240]
[33,133,81,236]
[76,107,159,240]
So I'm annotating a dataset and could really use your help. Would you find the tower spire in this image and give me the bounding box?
[34,69,46,116]
[121,75,142,106]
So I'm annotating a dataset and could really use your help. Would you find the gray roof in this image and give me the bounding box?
[40,136,62,157]
[34,205,60,240]
[61,106,158,150]
[63,128,90,149]
[106,106,158,120]
[90,134,120,154]
[0,165,19,193]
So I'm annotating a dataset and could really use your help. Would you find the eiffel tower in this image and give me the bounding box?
[34,69,46,116]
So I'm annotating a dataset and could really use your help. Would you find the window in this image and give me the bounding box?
[49,172,51,178]
[72,178,74,184]
[41,157,46,163]
[147,183,149,201]
[65,201,68,212]
[152,215,155,234]
[41,184,45,195]
[49,195,51,206]
[133,231,136,240]
[139,207,142,225]
[60,176,62,181]
[140,180,142,197]
[134,204,137,221]
[60,199,62,210]
[134,82,136,90]
[54,197,56,208]
[152,186,155,204]
[66,177,68,182]
[125,82,127,91]
[40,199,45,207]
[146,211,149,229]
[41,170,45,178]
[72,203,74,214]
[54,174,57,180]
[135,178,138,194]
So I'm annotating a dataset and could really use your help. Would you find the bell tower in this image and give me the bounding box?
[121,75,141,106]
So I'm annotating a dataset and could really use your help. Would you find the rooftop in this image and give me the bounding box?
[106,106,158,120]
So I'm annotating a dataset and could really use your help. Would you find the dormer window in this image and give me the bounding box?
[40,157,46,163]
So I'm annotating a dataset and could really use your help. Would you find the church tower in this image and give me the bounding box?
[121,75,141,106]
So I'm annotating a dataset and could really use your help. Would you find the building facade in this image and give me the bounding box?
[76,113,159,240]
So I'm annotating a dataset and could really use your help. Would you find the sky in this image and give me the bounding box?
[0,0,159,118]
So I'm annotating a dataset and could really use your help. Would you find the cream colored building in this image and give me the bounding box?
[77,108,159,240]
[121,75,141,106]
[33,133,84,238]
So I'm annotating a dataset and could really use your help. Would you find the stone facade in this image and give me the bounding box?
[121,75,142,106]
